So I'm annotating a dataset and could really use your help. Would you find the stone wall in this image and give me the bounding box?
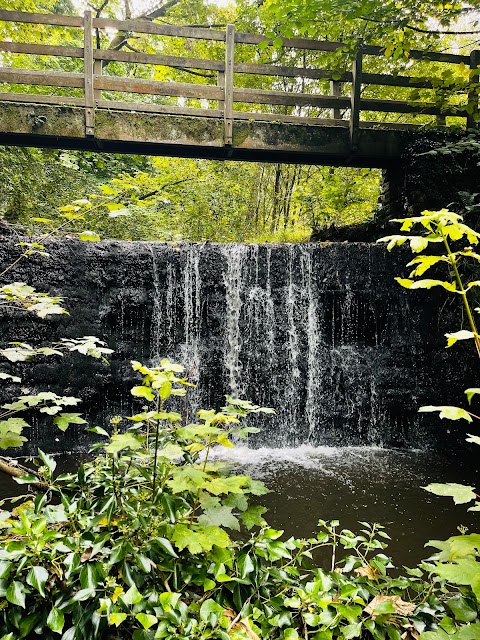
[0,238,477,454]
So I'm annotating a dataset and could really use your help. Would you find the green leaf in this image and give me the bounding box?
[284,630,300,640]
[396,278,456,292]
[198,505,240,531]
[6,580,26,608]
[446,595,478,622]
[26,565,48,597]
[123,584,143,605]
[78,230,101,242]
[109,612,128,627]
[131,386,155,402]
[466,434,480,446]
[135,613,157,629]
[423,483,476,504]
[419,405,472,422]
[200,599,224,622]
[434,559,480,599]
[201,475,250,495]
[465,389,480,404]
[410,236,429,252]
[53,413,87,431]
[445,330,475,348]
[240,505,268,530]
[343,622,363,639]
[106,433,143,454]
[171,524,230,554]
[47,607,65,634]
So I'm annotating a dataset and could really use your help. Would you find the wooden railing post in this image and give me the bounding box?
[350,43,362,146]
[330,80,341,119]
[468,49,480,129]
[224,24,234,146]
[83,10,95,136]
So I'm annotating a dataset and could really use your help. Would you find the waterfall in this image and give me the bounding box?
[146,242,399,447]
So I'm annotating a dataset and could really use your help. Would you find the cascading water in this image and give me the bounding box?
[145,242,448,448]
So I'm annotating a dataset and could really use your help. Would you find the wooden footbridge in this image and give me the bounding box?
[0,9,478,167]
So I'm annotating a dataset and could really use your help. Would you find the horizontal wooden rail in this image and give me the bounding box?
[0,9,469,63]
[0,9,82,27]
[0,8,477,147]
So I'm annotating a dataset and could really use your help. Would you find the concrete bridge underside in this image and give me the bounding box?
[0,102,416,168]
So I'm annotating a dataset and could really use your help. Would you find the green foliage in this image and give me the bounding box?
[0,360,461,640]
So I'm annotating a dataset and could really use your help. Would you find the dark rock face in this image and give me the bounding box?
[0,239,476,453]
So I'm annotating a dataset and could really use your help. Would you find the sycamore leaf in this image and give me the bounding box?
[403,278,456,292]
[198,505,240,531]
[433,559,480,599]
[53,413,87,432]
[171,524,230,554]
[410,236,430,253]
[240,505,268,530]
[0,418,29,433]
[423,483,477,504]
[0,373,21,383]
[201,475,250,496]
[377,235,408,251]
[131,386,154,402]
[466,388,480,404]
[445,330,475,348]
[407,255,447,277]
[419,405,472,422]
[106,433,143,454]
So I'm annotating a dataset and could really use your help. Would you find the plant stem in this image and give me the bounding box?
[441,230,480,358]
[152,395,162,498]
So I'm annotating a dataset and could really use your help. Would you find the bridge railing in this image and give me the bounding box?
[0,9,478,145]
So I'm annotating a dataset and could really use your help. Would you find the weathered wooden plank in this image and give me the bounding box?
[96,48,224,72]
[96,75,223,99]
[234,31,345,52]
[0,41,84,58]
[363,73,434,89]
[96,99,223,118]
[84,10,94,136]
[362,44,468,64]
[0,68,84,88]
[94,17,225,41]
[0,10,82,27]
[94,49,438,90]
[361,97,468,117]
[0,92,84,105]
[233,87,350,108]
[330,80,342,119]
[350,47,362,144]
[224,24,234,146]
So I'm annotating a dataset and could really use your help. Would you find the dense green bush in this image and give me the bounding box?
[0,357,475,640]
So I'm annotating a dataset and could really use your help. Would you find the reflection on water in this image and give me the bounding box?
[1,446,478,568]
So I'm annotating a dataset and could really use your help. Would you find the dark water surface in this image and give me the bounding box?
[212,445,480,567]
[2,446,479,569]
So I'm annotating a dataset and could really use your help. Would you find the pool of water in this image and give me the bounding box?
[1,445,479,568]
[211,445,480,567]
